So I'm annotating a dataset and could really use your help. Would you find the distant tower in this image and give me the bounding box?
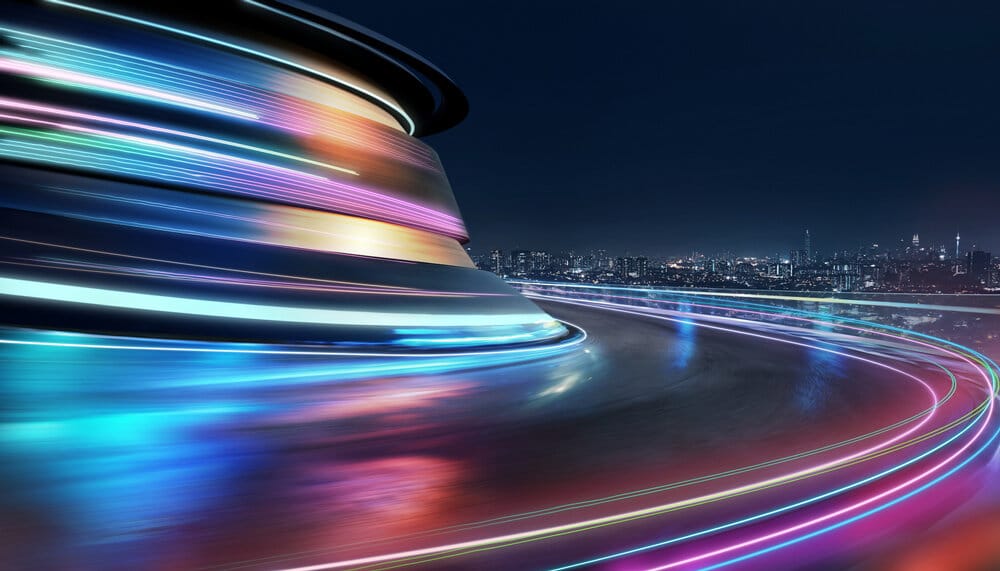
[804,229,812,263]
[955,231,961,258]
[912,233,920,248]
[489,249,505,274]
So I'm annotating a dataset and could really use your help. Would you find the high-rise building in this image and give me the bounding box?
[790,248,807,267]
[594,249,611,270]
[511,250,531,274]
[489,249,506,274]
[956,232,961,259]
[615,256,649,281]
[912,234,920,248]
[635,256,649,279]
[967,251,993,286]
[567,251,581,269]
[833,263,861,292]
[531,250,551,273]
[804,229,812,263]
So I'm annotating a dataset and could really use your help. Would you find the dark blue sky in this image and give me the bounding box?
[321,1,1000,257]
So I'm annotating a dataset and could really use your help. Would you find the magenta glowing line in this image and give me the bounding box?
[0,114,468,238]
[523,289,997,570]
[524,286,992,374]
[646,390,995,570]
[0,97,360,176]
[270,298,948,570]
[0,317,587,359]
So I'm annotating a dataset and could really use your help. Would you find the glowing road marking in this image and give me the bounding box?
[439,361,960,533]
[511,280,1000,315]
[520,283,1000,378]
[370,296,992,571]
[697,423,1000,571]
[526,288,999,570]
[645,393,996,570]
[218,358,962,569]
[225,290,998,571]
[269,298,965,570]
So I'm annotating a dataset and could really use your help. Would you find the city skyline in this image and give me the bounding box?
[469,227,995,261]
[470,228,996,294]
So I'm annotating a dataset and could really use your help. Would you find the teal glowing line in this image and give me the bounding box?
[0,276,555,328]
[516,282,1000,375]
[698,421,1000,571]
[44,0,417,134]
[0,57,259,119]
[0,318,585,358]
[0,98,358,175]
[269,295,970,570]
[549,386,992,570]
[515,284,1000,570]
[458,357,959,533]
[6,30,260,104]
[510,280,1000,315]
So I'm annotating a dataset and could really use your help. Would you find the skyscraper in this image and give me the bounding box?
[967,251,993,286]
[511,250,531,274]
[804,229,812,263]
[489,249,506,274]
[615,256,649,281]
[594,249,610,270]
[531,250,552,273]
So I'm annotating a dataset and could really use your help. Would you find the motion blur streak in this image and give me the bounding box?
[269,286,995,570]
[2,284,998,569]
[0,0,565,348]
[2,3,998,571]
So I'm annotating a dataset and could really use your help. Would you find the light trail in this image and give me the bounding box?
[512,280,1000,316]
[0,276,561,329]
[0,57,259,119]
[0,97,360,176]
[3,5,997,568]
[0,236,477,294]
[257,288,997,571]
[43,0,418,134]
[0,8,570,349]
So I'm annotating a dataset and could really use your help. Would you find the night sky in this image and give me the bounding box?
[320,1,1000,257]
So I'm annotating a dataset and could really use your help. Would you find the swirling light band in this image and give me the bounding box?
[0,1,565,348]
